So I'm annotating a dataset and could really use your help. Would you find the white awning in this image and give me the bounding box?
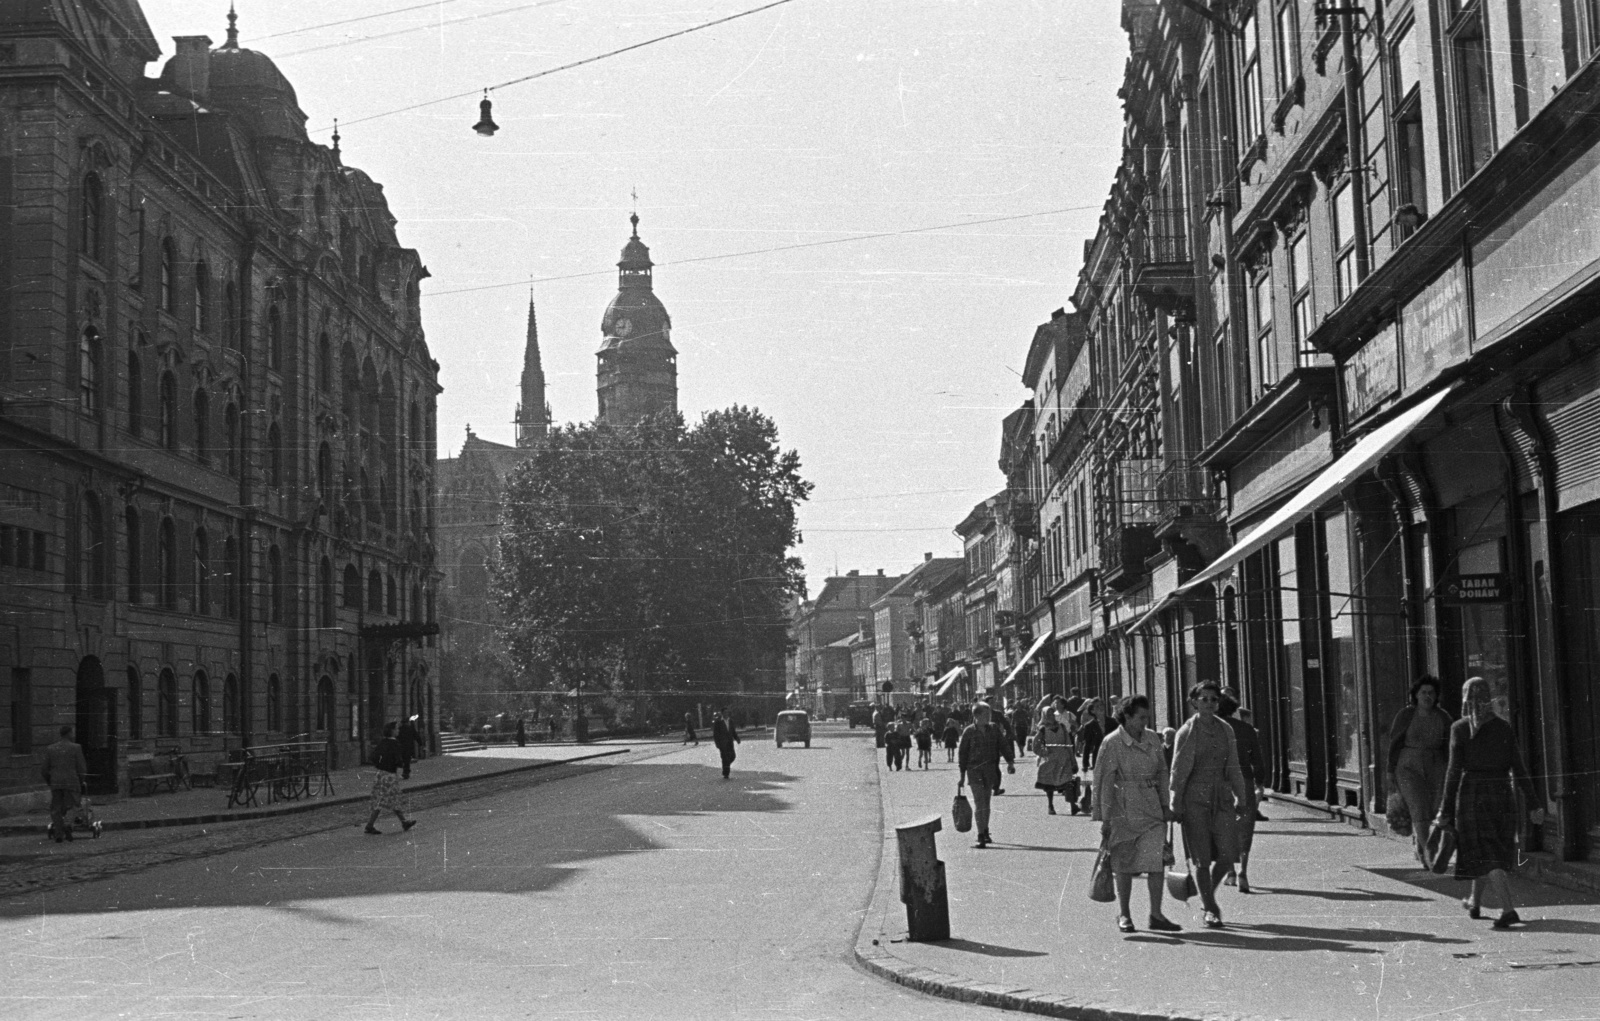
[1129,387,1453,632]
[1000,629,1055,686]
[931,665,966,697]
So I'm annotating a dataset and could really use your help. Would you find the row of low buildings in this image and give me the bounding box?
[953,0,1600,864]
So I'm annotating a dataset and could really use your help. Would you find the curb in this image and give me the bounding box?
[851,753,1214,1021]
[0,749,630,835]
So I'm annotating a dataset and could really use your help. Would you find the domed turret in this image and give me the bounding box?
[597,213,677,426]
[160,6,308,141]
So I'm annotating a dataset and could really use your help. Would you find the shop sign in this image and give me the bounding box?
[1437,573,1510,604]
[1472,144,1600,347]
[1055,580,1093,635]
[1401,260,1470,391]
[1343,321,1400,421]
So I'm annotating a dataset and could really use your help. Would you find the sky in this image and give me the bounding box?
[138,0,1130,598]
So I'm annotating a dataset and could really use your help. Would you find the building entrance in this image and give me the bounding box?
[74,656,118,795]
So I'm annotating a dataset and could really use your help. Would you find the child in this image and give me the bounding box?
[915,719,934,769]
[942,716,960,762]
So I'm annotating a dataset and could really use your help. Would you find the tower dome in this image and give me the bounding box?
[597,213,677,426]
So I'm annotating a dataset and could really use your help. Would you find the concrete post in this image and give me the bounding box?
[895,814,950,942]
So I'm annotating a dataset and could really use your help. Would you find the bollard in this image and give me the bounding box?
[895,814,950,942]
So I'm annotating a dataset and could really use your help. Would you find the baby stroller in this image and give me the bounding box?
[47,790,103,842]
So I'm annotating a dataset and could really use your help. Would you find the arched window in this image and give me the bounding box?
[224,403,239,476]
[426,589,436,646]
[193,527,209,614]
[221,536,238,618]
[367,569,382,612]
[362,469,378,523]
[266,674,281,733]
[127,666,143,741]
[158,517,176,609]
[408,401,420,447]
[316,676,334,732]
[386,574,397,616]
[192,669,211,733]
[381,477,396,531]
[125,505,141,603]
[193,262,209,332]
[410,488,421,535]
[128,349,143,436]
[157,668,177,737]
[79,327,100,415]
[193,387,209,463]
[267,545,283,623]
[80,172,104,261]
[318,333,331,392]
[343,563,361,608]
[267,304,283,369]
[266,422,282,488]
[80,492,106,599]
[158,371,177,450]
[160,239,176,313]
[320,557,334,628]
[317,443,332,505]
[223,673,240,735]
[224,281,238,348]
[410,581,422,622]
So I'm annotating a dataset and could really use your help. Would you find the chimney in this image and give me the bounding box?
[924,552,932,562]
[847,570,859,577]
[877,569,885,576]
[171,36,214,100]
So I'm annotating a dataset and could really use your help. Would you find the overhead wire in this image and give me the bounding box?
[277,0,576,59]
[254,0,475,40]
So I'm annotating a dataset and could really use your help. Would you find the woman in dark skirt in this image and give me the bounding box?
[1435,677,1544,928]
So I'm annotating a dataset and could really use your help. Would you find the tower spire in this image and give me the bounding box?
[224,2,239,49]
[516,288,549,447]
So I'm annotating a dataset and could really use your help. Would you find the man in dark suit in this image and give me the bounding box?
[712,708,741,779]
[41,725,89,843]
[397,716,421,779]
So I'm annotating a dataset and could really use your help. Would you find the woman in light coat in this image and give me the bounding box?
[1094,694,1180,934]
[1032,707,1079,814]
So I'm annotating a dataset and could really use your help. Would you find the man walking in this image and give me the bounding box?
[1010,700,1032,758]
[397,715,420,779]
[712,708,741,779]
[682,711,699,745]
[41,725,88,843]
[957,703,1015,848]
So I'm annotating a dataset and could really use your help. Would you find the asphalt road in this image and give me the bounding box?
[1,724,986,1021]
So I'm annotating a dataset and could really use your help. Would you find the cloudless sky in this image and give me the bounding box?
[139,0,1129,597]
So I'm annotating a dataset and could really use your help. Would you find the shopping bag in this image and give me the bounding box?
[1089,839,1116,902]
[1386,792,1413,838]
[951,786,973,833]
[1164,825,1196,901]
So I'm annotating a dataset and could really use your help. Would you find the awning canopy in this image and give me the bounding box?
[1130,387,1453,632]
[931,665,966,697]
[1000,630,1055,686]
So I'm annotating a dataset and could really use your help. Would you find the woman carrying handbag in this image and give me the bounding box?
[1092,694,1181,933]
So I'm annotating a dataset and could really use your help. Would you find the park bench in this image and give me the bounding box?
[126,753,178,796]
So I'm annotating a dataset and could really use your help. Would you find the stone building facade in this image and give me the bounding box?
[0,3,440,802]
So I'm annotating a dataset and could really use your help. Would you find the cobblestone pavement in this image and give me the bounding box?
[0,753,658,900]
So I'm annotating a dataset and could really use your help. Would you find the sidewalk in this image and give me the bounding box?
[857,751,1600,1021]
[0,745,627,835]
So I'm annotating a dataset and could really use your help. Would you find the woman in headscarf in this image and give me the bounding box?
[1093,694,1180,933]
[1032,706,1079,814]
[1435,677,1543,928]
[1387,675,1453,867]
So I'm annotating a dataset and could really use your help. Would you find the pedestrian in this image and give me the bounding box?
[515,718,527,748]
[1010,700,1032,758]
[957,702,1015,848]
[941,715,960,762]
[397,714,420,779]
[712,707,741,779]
[1386,674,1453,868]
[1218,693,1267,892]
[1064,688,1086,718]
[41,725,88,843]
[915,718,934,769]
[1160,727,1176,769]
[1435,677,1543,929]
[1169,681,1249,929]
[873,706,888,750]
[1032,707,1079,814]
[1094,695,1181,933]
[1078,698,1107,771]
[682,711,698,745]
[989,701,1015,794]
[365,722,418,835]
[893,717,913,770]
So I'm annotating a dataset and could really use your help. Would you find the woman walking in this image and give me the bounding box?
[1094,695,1180,933]
[1079,699,1107,771]
[1169,681,1249,929]
[942,715,960,762]
[915,718,935,769]
[366,722,418,835]
[1387,675,1453,867]
[1435,677,1544,928]
[1032,707,1079,814]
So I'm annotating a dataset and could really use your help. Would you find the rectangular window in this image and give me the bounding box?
[1331,181,1357,302]
[1274,0,1300,93]
[32,530,46,572]
[1252,267,1279,393]
[1390,19,1428,227]
[1448,5,1495,182]
[1289,229,1314,351]
[1240,9,1264,143]
[10,667,31,754]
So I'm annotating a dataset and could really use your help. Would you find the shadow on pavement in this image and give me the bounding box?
[0,761,802,919]
[930,938,1049,958]
[1363,866,1600,908]
[1255,885,1432,903]
[1172,921,1471,954]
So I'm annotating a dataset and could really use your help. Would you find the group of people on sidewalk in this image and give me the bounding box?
[950,673,1543,936]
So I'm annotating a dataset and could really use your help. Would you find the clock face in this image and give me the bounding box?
[615,318,633,337]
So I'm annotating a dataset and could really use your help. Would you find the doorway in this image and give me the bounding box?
[75,656,118,795]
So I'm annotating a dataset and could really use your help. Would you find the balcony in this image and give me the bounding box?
[1131,207,1196,320]
[1099,523,1161,591]
[1153,460,1220,538]
[1007,497,1038,539]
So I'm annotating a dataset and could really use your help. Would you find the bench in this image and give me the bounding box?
[126,754,178,796]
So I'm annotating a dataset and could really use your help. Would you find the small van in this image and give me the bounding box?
[775,709,811,748]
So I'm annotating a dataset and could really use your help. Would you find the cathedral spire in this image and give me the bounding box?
[516,290,549,446]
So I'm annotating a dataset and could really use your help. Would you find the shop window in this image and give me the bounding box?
[79,327,100,415]
[1277,533,1309,771]
[126,666,142,742]
[157,668,176,737]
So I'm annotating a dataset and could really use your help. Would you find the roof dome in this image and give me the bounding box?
[599,213,673,355]
[207,46,297,103]
[159,7,307,140]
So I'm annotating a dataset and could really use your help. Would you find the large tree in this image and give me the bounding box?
[494,407,810,717]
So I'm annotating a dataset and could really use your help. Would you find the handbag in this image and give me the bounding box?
[1164,824,1197,901]
[1386,792,1413,838]
[1089,838,1116,902]
[951,783,973,833]
[1426,822,1457,874]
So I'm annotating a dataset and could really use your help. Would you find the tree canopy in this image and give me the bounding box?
[494,407,810,715]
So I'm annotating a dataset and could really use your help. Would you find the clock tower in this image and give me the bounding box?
[597,213,677,427]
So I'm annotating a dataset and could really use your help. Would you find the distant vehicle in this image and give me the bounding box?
[846,702,874,729]
[775,709,812,748]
